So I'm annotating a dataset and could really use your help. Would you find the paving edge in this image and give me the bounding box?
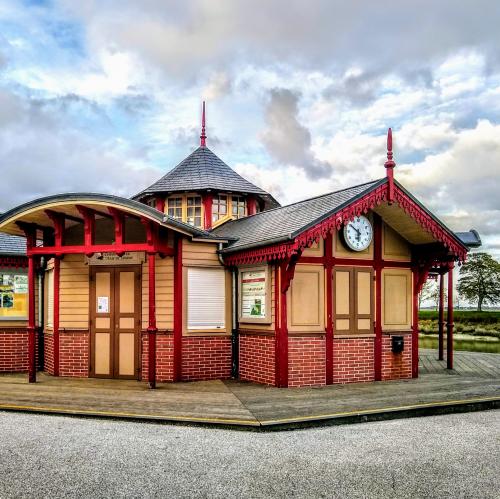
[0,396,498,431]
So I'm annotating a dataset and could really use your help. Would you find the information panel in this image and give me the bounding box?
[241,270,266,319]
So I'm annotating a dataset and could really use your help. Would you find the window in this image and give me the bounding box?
[167,197,183,221]
[0,271,28,320]
[231,196,246,219]
[186,196,202,228]
[238,266,271,323]
[212,195,228,223]
[187,268,226,330]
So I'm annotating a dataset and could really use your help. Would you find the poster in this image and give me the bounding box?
[97,296,109,314]
[241,270,266,319]
[13,275,28,294]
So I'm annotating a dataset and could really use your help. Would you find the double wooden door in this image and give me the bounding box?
[90,266,141,379]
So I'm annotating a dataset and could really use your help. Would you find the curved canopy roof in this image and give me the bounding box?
[133,146,280,209]
[0,192,222,240]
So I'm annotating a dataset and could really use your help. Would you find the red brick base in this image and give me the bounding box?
[333,337,375,384]
[181,336,231,381]
[288,335,326,387]
[239,333,275,385]
[0,329,28,372]
[141,331,174,382]
[59,331,89,377]
[382,333,412,380]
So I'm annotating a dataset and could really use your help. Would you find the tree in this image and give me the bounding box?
[419,278,447,310]
[457,252,500,311]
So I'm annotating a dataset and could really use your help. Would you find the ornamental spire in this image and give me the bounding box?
[200,101,207,147]
[384,128,395,203]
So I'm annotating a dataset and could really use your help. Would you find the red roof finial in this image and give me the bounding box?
[200,101,207,147]
[384,127,395,203]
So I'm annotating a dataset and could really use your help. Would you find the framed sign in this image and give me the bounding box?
[239,266,271,323]
[86,252,145,266]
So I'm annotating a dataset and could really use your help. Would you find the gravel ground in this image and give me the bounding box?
[0,410,499,499]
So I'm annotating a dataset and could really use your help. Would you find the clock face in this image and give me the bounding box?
[343,215,373,251]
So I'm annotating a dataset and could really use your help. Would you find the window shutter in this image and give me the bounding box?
[187,268,225,329]
[47,270,54,327]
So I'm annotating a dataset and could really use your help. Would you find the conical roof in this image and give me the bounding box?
[134,146,279,207]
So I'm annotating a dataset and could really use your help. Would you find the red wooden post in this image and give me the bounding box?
[324,232,334,385]
[447,264,454,370]
[76,206,95,257]
[147,252,157,388]
[274,262,289,387]
[53,257,60,376]
[203,193,213,230]
[373,214,383,381]
[173,235,183,381]
[27,254,37,383]
[438,271,445,361]
[412,267,419,378]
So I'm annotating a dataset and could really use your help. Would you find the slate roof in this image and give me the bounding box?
[0,232,27,255]
[133,146,280,208]
[213,179,385,252]
[455,230,482,248]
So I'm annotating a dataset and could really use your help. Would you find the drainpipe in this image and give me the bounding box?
[217,243,239,379]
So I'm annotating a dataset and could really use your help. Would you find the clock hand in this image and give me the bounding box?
[349,224,361,236]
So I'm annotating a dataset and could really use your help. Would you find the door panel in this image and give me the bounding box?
[90,266,140,379]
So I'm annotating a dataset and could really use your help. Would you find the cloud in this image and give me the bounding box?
[261,88,331,179]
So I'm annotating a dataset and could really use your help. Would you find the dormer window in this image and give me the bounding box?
[212,195,228,223]
[187,196,202,228]
[167,197,183,221]
[231,196,246,219]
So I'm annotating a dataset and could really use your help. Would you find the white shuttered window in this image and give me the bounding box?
[187,268,225,330]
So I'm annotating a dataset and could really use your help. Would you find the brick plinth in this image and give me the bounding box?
[44,332,54,375]
[382,333,412,380]
[239,333,275,385]
[333,337,375,384]
[141,331,174,382]
[59,331,89,377]
[182,336,232,381]
[288,335,326,387]
[0,329,28,372]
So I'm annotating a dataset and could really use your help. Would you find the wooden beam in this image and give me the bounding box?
[438,271,445,361]
[76,206,95,256]
[108,208,125,255]
[447,264,454,370]
[324,232,334,385]
[27,243,174,256]
[147,252,157,389]
[412,267,419,378]
[373,213,383,381]
[53,257,60,376]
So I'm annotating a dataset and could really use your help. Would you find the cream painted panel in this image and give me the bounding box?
[301,239,324,257]
[120,317,135,329]
[357,272,371,315]
[118,333,135,376]
[335,271,350,315]
[383,223,411,261]
[94,333,110,375]
[290,267,323,328]
[119,271,135,313]
[95,317,110,329]
[336,318,350,330]
[383,268,412,330]
[358,318,371,330]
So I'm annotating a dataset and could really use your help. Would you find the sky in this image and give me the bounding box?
[0,0,499,257]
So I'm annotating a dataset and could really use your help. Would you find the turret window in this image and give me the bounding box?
[187,196,202,228]
[232,196,246,219]
[167,197,183,221]
[212,195,228,222]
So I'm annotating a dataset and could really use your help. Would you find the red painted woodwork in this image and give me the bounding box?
[108,208,125,256]
[173,235,183,381]
[53,257,60,376]
[223,180,467,266]
[45,210,65,253]
[27,255,36,383]
[0,256,27,268]
[373,214,383,381]
[76,205,95,256]
[447,265,454,369]
[412,267,419,378]
[147,252,157,389]
[203,193,213,230]
[299,256,411,267]
[200,101,207,147]
[155,196,165,214]
[438,271,445,361]
[324,233,334,384]
[247,196,257,216]
[385,128,395,203]
[27,243,174,257]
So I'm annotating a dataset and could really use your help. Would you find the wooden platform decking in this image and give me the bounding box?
[0,350,498,428]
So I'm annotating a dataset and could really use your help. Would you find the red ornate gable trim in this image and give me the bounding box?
[223,181,467,266]
[0,256,28,269]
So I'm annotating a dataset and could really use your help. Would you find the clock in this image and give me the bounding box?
[343,215,373,251]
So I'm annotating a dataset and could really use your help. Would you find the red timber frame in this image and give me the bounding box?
[173,234,183,381]
[447,263,454,370]
[223,179,467,385]
[147,252,157,388]
[203,193,213,230]
[438,271,446,361]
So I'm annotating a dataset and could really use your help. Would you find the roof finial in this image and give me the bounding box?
[200,101,207,147]
[384,128,395,203]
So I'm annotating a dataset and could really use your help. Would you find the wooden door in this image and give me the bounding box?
[90,266,141,379]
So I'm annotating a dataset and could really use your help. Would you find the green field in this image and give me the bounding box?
[418,310,500,353]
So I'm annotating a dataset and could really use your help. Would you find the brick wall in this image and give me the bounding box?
[181,336,232,381]
[44,332,54,375]
[333,337,375,384]
[141,331,174,382]
[239,333,275,385]
[59,331,89,377]
[288,335,326,387]
[381,333,412,380]
[0,329,28,372]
